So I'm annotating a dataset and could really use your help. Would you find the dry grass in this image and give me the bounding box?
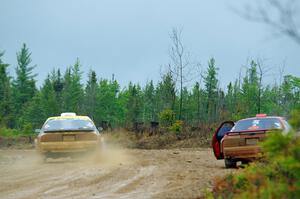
[0,136,34,149]
[0,129,213,150]
[103,129,213,149]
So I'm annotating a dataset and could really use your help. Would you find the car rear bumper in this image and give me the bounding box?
[223,145,263,159]
[36,140,100,153]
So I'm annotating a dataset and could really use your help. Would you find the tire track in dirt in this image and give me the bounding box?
[0,148,233,199]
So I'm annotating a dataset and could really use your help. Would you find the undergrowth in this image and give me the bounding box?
[208,130,300,199]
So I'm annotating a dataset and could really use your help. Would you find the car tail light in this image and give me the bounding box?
[76,133,97,141]
[40,134,62,142]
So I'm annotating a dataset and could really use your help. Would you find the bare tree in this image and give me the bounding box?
[235,0,300,45]
[168,28,195,120]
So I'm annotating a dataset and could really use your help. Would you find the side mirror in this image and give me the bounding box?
[97,127,103,132]
[34,129,41,134]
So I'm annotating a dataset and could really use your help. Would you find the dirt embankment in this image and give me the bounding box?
[0,130,213,150]
[0,147,232,199]
[103,131,213,149]
[0,136,34,149]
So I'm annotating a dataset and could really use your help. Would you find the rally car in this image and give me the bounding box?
[211,114,292,168]
[35,113,102,160]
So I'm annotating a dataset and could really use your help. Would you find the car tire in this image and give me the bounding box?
[241,160,249,165]
[225,158,237,168]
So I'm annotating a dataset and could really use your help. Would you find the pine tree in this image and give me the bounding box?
[241,60,259,116]
[22,92,45,129]
[190,82,206,125]
[41,75,59,117]
[95,79,121,126]
[84,70,98,119]
[12,43,37,128]
[204,58,219,122]
[70,58,84,113]
[61,59,84,113]
[62,67,72,112]
[180,87,190,121]
[126,84,143,125]
[143,80,156,122]
[157,71,176,113]
[0,51,12,127]
[51,69,64,110]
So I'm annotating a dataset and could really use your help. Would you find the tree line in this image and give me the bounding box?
[0,43,299,132]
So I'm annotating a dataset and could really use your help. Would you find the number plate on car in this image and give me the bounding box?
[63,135,75,141]
[246,138,258,145]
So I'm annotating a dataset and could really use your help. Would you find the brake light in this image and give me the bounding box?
[256,113,267,117]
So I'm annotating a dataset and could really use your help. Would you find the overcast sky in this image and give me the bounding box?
[1,0,299,89]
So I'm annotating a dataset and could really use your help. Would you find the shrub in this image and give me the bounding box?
[289,109,300,130]
[0,128,19,138]
[22,123,34,136]
[159,109,175,128]
[210,130,300,199]
[169,120,183,134]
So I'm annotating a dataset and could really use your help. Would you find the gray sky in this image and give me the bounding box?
[1,0,299,89]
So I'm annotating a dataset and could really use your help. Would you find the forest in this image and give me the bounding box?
[0,43,300,134]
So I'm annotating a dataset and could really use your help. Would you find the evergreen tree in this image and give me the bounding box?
[62,67,72,111]
[51,69,64,110]
[41,75,59,117]
[126,84,143,125]
[12,43,37,127]
[84,70,98,119]
[190,82,203,125]
[180,87,190,121]
[95,79,121,126]
[143,80,156,122]
[157,71,176,113]
[241,61,259,116]
[281,75,300,114]
[204,58,219,122]
[0,51,12,127]
[22,92,45,129]
[61,59,84,113]
[0,45,299,131]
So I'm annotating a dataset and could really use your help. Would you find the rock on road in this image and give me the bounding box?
[0,148,233,199]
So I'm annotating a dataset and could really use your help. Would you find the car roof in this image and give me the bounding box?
[46,115,92,121]
[238,116,284,122]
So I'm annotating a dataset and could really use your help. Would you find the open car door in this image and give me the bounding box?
[212,121,234,160]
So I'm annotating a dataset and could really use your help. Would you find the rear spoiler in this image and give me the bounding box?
[44,129,95,133]
[225,129,268,136]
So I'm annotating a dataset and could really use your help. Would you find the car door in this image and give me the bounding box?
[212,121,235,160]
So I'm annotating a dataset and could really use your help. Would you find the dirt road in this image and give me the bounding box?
[0,148,233,199]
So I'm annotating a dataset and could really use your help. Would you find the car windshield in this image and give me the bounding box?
[43,118,96,132]
[231,118,282,132]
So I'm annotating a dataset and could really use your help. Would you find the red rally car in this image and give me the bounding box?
[211,114,292,168]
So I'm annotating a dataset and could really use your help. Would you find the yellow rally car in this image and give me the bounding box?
[35,113,102,160]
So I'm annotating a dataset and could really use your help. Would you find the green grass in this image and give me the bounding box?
[0,127,35,138]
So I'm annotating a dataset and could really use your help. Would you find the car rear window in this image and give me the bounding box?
[231,118,282,132]
[43,118,96,132]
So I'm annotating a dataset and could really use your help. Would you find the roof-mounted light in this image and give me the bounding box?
[256,113,267,118]
[61,112,77,117]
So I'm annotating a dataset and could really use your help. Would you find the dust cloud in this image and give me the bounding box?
[0,147,233,199]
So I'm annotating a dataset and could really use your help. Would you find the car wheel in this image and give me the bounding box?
[225,158,237,168]
[241,160,249,165]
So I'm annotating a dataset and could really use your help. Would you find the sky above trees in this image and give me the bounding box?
[0,0,299,88]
